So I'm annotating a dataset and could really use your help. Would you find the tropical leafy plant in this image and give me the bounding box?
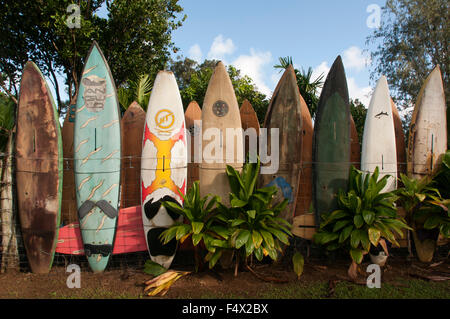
[117,73,153,111]
[217,158,293,276]
[396,152,450,239]
[314,166,411,265]
[0,93,16,152]
[159,181,229,271]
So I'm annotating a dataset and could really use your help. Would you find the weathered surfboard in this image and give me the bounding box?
[295,93,313,217]
[313,56,351,224]
[121,101,146,208]
[350,114,361,170]
[15,61,63,274]
[141,70,187,269]
[260,65,303,224]
[391,98,406,179]
[361,76,397,192]
[61,106,77,225]
[408,66,447,179]
[56,206,146,255]
[200,62,244,205]
[74,41,121,273]
[185,101,202,190]
[1,132,19,272]
[240,99,260,161]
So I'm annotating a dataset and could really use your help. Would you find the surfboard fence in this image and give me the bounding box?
[1,150,448,273]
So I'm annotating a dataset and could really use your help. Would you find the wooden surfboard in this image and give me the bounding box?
[1,132,19,272]
[295,93,313,217]
[361,76,397,192]
[408,66,447,179]
[313,56,351,224]
[141,70,187,269]
[121,101,146,208]
[292,214,316,241]
[391,98,406,179]
[350,114,361,169]
[259,65,303,224]
[185,101,202,190]
[15,61,63,274]
[200,61,243,205]
[74,41,121,273]
[61,106,77,225]
[56,206,146,255]
[240,99,260,161]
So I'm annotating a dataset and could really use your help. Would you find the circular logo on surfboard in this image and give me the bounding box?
[212,100,229,117]
[155,109,175,130]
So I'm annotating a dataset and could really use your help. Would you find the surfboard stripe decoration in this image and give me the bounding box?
[260,65,303,224]
[361,76,397,193]
[141,71,187,269]
[313,56,351,225]
[15,61,63,274]
[407,66,447,179]
[200,61,244,206]
[74,41,121,273]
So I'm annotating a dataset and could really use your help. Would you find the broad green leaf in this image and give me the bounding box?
[354,215,364,228]
[235,230,251,249]
[252,230,263,248]
[362,210,375,225]
[292,251,304,279]
[192,233,203,246]
[368,227,381,247]
[339,225,354,243]
[143,260,167,276]
[191,222,204,235]
[350,248,364,264]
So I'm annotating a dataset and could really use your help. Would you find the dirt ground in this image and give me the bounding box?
[0,246,449,299]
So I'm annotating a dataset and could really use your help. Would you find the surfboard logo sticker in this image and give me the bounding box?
[375,111,388,119]
[212,100,229,117]
[82,75,107,112]
[155,109,175,132]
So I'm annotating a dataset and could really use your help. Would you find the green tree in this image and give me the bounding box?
[274,56,324,119]
[170,58,269,124]
[350,99,367,145]
[0,0,186,111]
[366,0,449,108]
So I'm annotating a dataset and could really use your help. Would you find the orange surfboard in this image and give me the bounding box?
[185,101,202,190]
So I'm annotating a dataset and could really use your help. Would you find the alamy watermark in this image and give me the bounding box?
[366,264,381,288]
[366,4,381,29]
[66,4,81,29]
[66,264,81,288]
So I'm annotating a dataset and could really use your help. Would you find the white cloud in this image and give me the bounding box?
[342,46,371,71]
[207,35,236,61]
[188,44,202,63]
[311,61,330,96]
[347,77,372,106]
[232,49,273,97]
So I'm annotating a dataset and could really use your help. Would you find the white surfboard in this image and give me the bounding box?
[361,76,397,192]
[408,66,447,179]
[141,71,187,268]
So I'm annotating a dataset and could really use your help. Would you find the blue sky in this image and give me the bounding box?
[53,0,387,106]
[168,0,386,105]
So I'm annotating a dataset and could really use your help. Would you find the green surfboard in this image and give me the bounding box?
[313,56,351,225]
[74,41,121,273]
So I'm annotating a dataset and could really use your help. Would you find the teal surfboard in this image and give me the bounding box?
[74,41,121,273]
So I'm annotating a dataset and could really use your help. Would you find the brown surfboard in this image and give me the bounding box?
[350,114,361,169]
[121,101,146,208]
[294,94,313,217]
[391,98,406,178]
[259,65,303,224]
[61,106,77,225]
[185,101,202,190]
[200,61,244,205]
[240,99,260,161]
[15,61,62,274]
